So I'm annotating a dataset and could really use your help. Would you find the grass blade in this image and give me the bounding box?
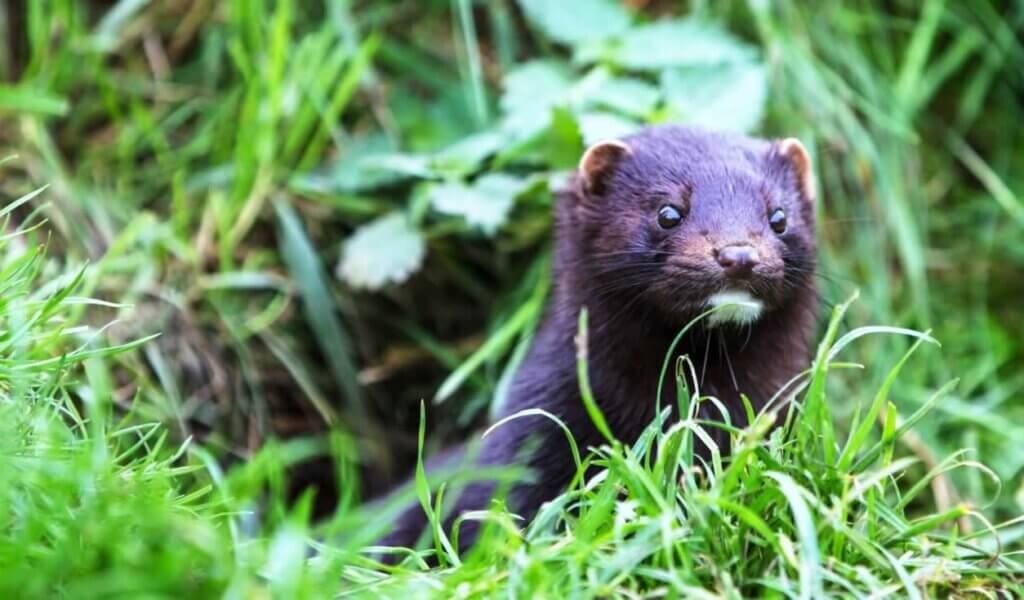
[274,198,362,421]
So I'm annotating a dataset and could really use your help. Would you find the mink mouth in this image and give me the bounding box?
[705,290,765,327]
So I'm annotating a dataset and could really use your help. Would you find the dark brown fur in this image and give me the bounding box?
[378,125,818,554]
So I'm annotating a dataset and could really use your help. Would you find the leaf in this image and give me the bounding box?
[427,174,527,234]
[364,153,435,178]
[546,107,584,168]
[577,111,641,146]
[591,76,661,118]
[0,185,49,219]
[296,135,434,193]
[516,0,632,45]
[337,212,426,290]
[499,61,575,144]
[433,130,508,177]
[482,408,581,473]
[501,61,575,116]
[581,19,757,71]
[660,61,768,133]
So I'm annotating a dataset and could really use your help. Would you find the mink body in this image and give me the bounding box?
[379,125,818,552]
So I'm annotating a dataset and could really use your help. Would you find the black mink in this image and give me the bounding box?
[378,124,819,553]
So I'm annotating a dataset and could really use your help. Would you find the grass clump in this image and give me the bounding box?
[343,298,1021,597]
[0,197,342,597]
[0,196,227,596]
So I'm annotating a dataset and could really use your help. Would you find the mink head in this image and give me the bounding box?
[566,125,817,328]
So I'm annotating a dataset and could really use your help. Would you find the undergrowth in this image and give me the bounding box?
[1,0,1023,597]
[333,299,1021,597]
[1,207,1019,595]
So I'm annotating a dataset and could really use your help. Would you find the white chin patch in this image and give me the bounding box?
[706,291,764,327]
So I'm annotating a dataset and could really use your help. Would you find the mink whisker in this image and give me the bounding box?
[719,330,740,392]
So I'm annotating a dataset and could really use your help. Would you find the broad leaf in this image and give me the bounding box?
[591,76,661,118]
[298,151,433,193]
[499,61,575,143]
[365,153,435,178]
[578,111,641,146]
[501,60,575,117]
[428,174,527,235]
[661,61,768,133]
[546,107,584,169]
[433,130,508,177]
[337,213,426,289]
[517,0,632,45]
[581,19,757,71]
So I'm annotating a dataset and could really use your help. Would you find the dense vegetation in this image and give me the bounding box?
[0,0,1021,596]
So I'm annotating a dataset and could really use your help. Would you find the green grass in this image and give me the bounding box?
[0,231,1020,596]
[0,0,1022,597]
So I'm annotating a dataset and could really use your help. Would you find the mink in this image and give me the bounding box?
[377,125,819,554]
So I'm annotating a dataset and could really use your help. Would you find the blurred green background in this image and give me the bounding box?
[1,0,1022,563]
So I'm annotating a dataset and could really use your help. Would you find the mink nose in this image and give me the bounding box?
[716,245,760,278]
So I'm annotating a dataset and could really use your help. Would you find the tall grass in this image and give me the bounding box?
[0,0,1022,596]
[1,217,1019,595]
[341,297,1020,597]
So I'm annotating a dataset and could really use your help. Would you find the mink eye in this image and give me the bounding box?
[769,208,787,234]
[657,205,683,229]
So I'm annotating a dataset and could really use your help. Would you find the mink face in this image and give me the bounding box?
[570,127,816,329]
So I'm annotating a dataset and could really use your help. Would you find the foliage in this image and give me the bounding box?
[0,0,1022,596]
[351,297,1021,597]
[0,227,1018,595]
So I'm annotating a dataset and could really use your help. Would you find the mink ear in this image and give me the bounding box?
[578,139,632,196]
[774,138,815,202]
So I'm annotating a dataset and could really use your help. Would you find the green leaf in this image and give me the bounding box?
[835,335,932,471]
[501,61,574,116]
[427,173,527,234]
[483,407,582,473]
[583,19,757,71]
[591,76,661,118]
[577,111,641,146]
[433,130,508,177]
[546,107,584,168]
[516,0,632,45]
[661,61,768,133]
[92,0,150,52]
[299,136,434,193]
[337,212,426,290]
[363,153,435,179]
[499,61,575,143]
